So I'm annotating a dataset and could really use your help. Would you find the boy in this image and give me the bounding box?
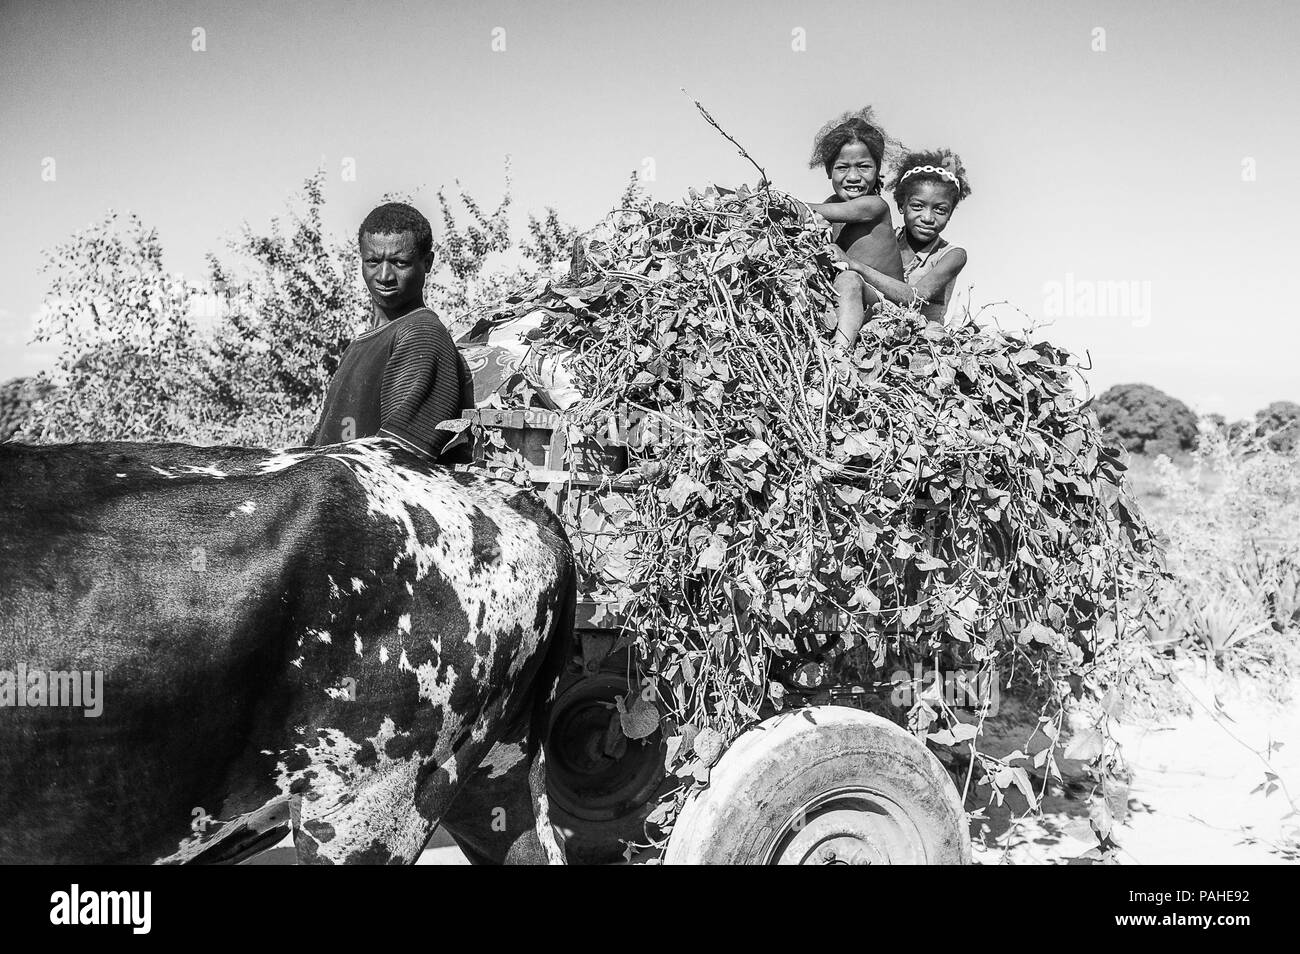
[309,202,474,462]
[804,109,905,349]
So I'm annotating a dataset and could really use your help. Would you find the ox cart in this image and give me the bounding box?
[457,406,971,865]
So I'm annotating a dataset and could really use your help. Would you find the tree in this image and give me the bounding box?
[1093,383,1198,456]
[1255,400,1300,452]
[618,170,652,210]
[0,376,56,441]
[206,170,367,424]
[521,208,578,266]
[20,211,208,443]
[18,163,584,449]
[423,161,586,335]
[1201,413,1253,441]
[19,177,364,448]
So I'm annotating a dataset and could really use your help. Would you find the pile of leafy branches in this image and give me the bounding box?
[481,182,1159,821]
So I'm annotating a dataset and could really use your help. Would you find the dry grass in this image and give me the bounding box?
[1123,429,1300,694]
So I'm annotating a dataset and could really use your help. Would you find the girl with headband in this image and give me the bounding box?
[838,149,972,323]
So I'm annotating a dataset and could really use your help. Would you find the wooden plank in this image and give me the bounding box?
[461,407,565,430]
[575,599,630,631]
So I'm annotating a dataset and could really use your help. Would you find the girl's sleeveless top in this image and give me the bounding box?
[897,228,959,322]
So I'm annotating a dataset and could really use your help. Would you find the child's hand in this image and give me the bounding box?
[789,199,827,230]
[788,199,813,225]
[824,243,848,267]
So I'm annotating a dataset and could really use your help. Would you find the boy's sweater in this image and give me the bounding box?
[309,308,473,461]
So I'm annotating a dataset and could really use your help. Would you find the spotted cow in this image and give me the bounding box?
[0,438,575,864]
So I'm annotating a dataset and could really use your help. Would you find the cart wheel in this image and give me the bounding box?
[663,705,970,865]
[544,664,666,864]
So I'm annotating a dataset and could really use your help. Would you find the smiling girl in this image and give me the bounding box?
[802,108,904,349]
[839,149,972,324]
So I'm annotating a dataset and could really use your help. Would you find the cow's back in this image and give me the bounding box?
[0,439,575,864]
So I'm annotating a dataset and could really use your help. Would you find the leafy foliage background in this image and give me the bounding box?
[1254,400,1300,453]
[12,166,578,447]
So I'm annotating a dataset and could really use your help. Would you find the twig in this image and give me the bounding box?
[681,89,769,188]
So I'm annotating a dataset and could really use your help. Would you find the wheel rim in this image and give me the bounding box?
[761,787,927,865]
[545,673,664,822]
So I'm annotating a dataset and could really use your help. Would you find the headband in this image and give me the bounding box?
[900,164,961,187]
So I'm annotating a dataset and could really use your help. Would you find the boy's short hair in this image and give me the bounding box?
[357,202,433,257]
[809,107,890,180]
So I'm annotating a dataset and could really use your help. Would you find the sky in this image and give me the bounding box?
[1,0,1297,419]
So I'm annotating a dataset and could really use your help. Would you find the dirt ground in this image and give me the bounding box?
[968,665,1300,865]
[421,665,1300,866]
[249,662,1299,866]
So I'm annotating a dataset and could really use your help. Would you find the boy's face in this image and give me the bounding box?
[829,141,879,199]
[902,181,955,242]
[360,231,434,316]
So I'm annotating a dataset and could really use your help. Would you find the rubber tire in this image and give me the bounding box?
[664,705,970,865]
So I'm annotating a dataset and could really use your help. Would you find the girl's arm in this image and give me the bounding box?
[806,195,890,224]
[843,248,968,307]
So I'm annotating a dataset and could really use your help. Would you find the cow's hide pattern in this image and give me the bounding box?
[0,438,576,864]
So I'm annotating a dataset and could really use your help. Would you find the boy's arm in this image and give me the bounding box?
[806,195,890,225]
[842,260,913,304]
[844,249,969,308]
[842,248,967,304]
[911,248,967,301]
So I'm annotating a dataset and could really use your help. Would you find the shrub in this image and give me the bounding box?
[19,211,210,443]
[423,162,574,332]
[521,207,579,266]
[1151,423,1300,653]
[1255,400,1300,453]
[19,167,580,449]
[199,170,369,444]
[0,376,56,441]
[1094,382,1198,456]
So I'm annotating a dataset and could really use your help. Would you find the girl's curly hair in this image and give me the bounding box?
[808,107,896,192]
[889,148,972,208]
